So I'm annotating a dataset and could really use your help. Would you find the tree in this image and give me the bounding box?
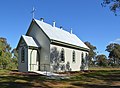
[50,47,60,72]
[106,43,120,66]
[50,47,60,64]
[11,48,18,69]
[96,54,108,67]
[102,0,120,15]
[84,41,97,67]
[0,37,12,69]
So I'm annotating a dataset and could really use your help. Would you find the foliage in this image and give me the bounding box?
[84,41,97,67]
[11,48,18,69]
[96,54,108,67]
[0,37,18,70]
[106,43,120,66]
[50,47,71,72]
[0,37,11,69]
[66,61,71,71]
[50,47,60,72]
[50,47,60,63]
[102,0,120,15]
[80,56,86,70]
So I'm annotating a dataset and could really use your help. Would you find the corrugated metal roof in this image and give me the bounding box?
[34,19,89,49]
[22,35,39,47]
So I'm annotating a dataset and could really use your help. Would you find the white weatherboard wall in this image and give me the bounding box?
[28,49,38,71]
[27,23,51,71]
[50,44,88,71]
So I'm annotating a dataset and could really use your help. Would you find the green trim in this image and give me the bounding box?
[28,46,40,49]
[51,39,89,52]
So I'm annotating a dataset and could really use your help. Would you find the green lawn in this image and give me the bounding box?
[0,69,120,88]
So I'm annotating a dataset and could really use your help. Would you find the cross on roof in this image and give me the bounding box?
[31,7,36,19]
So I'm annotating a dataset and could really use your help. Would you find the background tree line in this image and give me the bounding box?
[1,36,120,70]
[0,37,18,70]
[85,41,120,67]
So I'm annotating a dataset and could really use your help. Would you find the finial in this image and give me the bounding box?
[53,21,56,27]
[70,28,73,34]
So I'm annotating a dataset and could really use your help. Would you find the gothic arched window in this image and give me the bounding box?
[81,52,84,64]
[85,53,88,63]
[21,47,25,63]
[72,50,75,62]
[61,48,65,62]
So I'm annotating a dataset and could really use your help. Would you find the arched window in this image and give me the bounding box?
[61,48,65,62]
[72,50,75,62]
[81,52,84,64]
[86,53,87,57]
[85,53,88,63]
[21,47,25,63]
[86,53,88,59]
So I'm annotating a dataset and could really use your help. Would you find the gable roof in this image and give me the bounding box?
[17,35,39,49]
[33,19,89,50]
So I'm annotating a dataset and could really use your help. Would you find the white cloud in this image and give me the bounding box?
[115,38,120,42]
[109,38,120,44]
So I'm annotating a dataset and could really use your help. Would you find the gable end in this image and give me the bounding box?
[26,19,51,42]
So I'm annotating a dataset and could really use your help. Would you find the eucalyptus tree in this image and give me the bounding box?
[84,41,97,67]
[96,54,108,67]
[106,43,120,66]
[102,0,120,15]
[0,37,11,69]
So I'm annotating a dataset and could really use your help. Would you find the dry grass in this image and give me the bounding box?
[0,68,120,88]
[89,67,120,70]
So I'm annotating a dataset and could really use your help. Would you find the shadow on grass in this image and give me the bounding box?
[0,75,51,88]
[0,82,32,88]
[71,82,120,88]
[69,70,120,88]
[0,82,52,88]
[82,70,120,81]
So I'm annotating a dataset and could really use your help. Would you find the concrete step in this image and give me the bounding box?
[33,71,59,76]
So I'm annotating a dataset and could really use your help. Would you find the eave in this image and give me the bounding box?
[51,39,89,52]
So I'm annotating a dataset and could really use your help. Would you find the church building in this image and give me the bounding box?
[17,18,89,72]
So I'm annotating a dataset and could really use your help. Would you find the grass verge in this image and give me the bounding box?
[0,68,120,88]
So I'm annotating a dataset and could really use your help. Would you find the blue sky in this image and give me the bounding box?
[0,0,120,56]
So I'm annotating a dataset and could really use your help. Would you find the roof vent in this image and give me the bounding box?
[60,26,63,29]
[53,21,56,27]
[70,28,73,34]
[40,18,44,22]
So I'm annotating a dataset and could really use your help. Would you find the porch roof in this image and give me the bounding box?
[22,35,40,48]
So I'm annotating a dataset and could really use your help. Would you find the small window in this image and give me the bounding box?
[72,50,75,62]
[21,47,25,63]
[61,48,65,62]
